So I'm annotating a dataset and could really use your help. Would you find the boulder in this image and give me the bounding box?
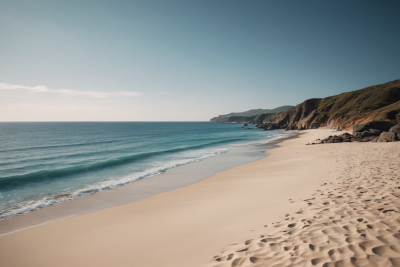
[361,130,381,137]
[353,121,394,134]
[353,130,379,141]
[320,133,353,144]
[389,123,400,135]
[377,132,399,142]
[369,129,381,134]
[259,123,278,130]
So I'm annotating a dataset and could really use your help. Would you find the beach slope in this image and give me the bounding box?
[1,130,399,267]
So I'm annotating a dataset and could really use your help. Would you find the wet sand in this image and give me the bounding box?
[0,132,297,235]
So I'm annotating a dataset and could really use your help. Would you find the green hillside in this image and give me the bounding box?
[210,106,294,122]
[259,79,400,129]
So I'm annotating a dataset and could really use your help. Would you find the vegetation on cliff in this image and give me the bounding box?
[211,79,400,130]
[267,79,400,130]
[210,106,294,123]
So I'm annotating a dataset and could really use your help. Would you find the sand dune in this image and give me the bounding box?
[212,138,400,267]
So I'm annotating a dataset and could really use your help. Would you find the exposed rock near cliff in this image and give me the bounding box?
[255,79,400,130]
[308,121,400,144]
[353,121,394,133]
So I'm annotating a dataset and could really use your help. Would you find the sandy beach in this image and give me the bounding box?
[1,129,400,267]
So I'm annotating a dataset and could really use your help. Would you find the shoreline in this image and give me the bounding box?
[3,129,393,267]
[213,131,400,267]
[0,129,333,267]
[0,131,298,236]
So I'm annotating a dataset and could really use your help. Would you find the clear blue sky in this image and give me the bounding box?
[1,0,399,121]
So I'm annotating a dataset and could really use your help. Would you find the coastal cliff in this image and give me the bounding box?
[212,79,400,130]
[267,79,400,130]
[210,106,294,123]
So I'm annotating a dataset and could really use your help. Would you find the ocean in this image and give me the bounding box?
[0,122,292,221]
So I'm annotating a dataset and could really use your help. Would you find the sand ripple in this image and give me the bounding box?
[212,142,400,267]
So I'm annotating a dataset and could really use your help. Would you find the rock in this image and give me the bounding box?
[353,131,377,141]
[353,121,394,134]
[389,123,400,135]
[258,122,278,130]
[269,124,277,130]
[353,132,362,138]
[353,124,386,142]
[361,130,381,137]
[320,133,353,144]
[369,129,381,134]
[377,132,399,142]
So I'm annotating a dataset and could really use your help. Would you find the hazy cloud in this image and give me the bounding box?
[150,91,168,96]
[0,83,143,98]
[116,91,144,97]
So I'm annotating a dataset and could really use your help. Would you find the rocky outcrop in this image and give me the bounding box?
[390,124,400,135]
[311,122,400,145]
[353,121,394,133]
[358,129,381,137]
[352,121,394,141]
[309,132,379,145]
[254,79,400,130]
[256,122,278,130]
[319,133,353,143]
[253,112,283,125]
[353,130,381,140]
[269,99,326,129]
[377,132,399,142]
[390,124,400,140]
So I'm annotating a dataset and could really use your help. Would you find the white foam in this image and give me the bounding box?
[0,147,230,220]
[0,131,294,221]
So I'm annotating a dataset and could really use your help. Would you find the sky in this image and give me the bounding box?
[0,0,399,121]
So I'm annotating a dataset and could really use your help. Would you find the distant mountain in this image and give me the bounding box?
[210,106,294,123]
[253,79,400,130]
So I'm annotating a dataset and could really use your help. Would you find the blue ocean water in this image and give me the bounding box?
[0,122,290,220]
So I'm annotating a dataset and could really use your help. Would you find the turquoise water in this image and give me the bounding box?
[0,122,290,220]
